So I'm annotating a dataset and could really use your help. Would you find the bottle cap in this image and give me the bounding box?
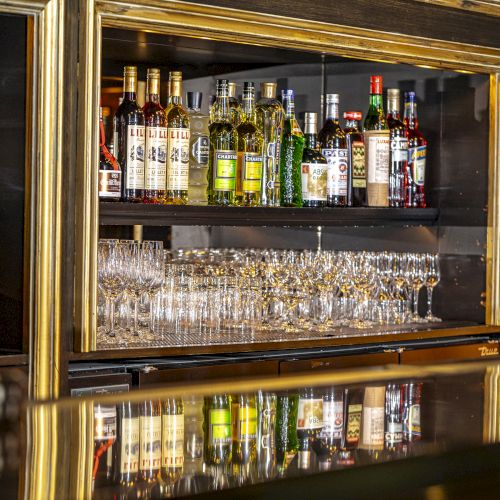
[228,82,237,98]
[405,91,416,100]
[217,79,229,88]
[304,112,317,125]
[123,65,137,76]
[243,81,255,91]
[261,82,277,99]
[326,93,339,104]
[169,71,182,80]
[387,88,400,99]
[343,111,362,121]
[147,67,160,78]
[370,75,383,95]
[187,91,202,110]
[282,89,294,98]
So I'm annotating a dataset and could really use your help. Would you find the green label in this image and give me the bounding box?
[238,406,257,438]
[242,153,263,193]
[209,408,231,442]
[214,150,237,191]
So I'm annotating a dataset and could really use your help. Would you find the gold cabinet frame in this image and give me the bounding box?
[75,0,500,352]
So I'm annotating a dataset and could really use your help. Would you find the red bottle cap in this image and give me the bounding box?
[370,75,383,95]
[343,111,363,121]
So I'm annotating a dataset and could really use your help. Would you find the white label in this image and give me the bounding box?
[323,148,348,197]
[409,146,426,186]
[162,414,184,468]
[385,421,403,444]
[297,398,323,430]
[145,126,167,191]
[140,415,162,470]
[301,163,327,202]
[321,400,344,439]
[361,407,384,446]
[126,125,145,190]
[365,132,390,184]
[94,405,116,440]
[167,128,190,191]
[390,137,408,163]
[120,417,139,474]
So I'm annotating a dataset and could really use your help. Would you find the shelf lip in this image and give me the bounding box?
[99,202,439,227]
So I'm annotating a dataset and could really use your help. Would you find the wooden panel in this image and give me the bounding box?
[279,352,397,374]
[135,360,279,387]
[400,341,500,365]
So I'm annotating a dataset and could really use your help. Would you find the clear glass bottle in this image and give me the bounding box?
[203,394,232,466]
[228,82,241,127]
[161,397,184,496]
[236,82,264,207]
[301,112,328,208]
[279,89,305,207]
[164,71,190,205]
[256,82,284,207]
[187,91,209,205]
[256,391,277,480]
[208,79,238,206]
[98,107,122,202]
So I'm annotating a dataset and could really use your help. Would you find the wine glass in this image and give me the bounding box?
[407,253,427,323]
[424,253,442,322]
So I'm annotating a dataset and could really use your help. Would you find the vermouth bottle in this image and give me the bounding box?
[404,92,427,208]
[318,94,348,207]
[93,403,117,492]
[113,66,145,202]
[236,82,264,206]
[343,111,367,206]
[301,113,328,208]
[208,80,238,206]
[161,398,184,493]
[363,75,390,207]
[203,394,232,465]
[387,88,408,207]
[228,82,242,127]
[143,68,167,204]
[98,107,122,202]
[256,82,284,206]
[279,89,305,207]
[165,71,190,204]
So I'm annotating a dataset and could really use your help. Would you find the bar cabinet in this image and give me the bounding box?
[2,0,500,397]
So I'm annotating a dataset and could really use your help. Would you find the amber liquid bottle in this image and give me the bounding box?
[98,107,122,202]
[143,68,167,203]
[113,66,145,202]
[318,93,348,207]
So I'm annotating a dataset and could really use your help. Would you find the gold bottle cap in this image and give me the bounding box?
[147,68,161,96]
[123,65,137,76]
[228,82,237,98]
[123,66,137,93]
[261,82,277,99]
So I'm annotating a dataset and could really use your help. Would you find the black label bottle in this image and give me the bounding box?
[384,383,404,459]
[318,93,348,207]
[113,66,145,202]
[99,107,122,202]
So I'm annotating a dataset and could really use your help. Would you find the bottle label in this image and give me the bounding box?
[98,170,121,199]
[162,414,184,468]
[390,137,408,163]
[120,417,140,474]
[409,146,426,186]
[126,125,145,190]
[323,148,348,197]
[297,398,323,429]
[321,400,344,439]
[94,405,116,440]
[241,152,263,193]
[145,126,167,191]
[365,131,390,184]
[238,406,258,439]
[192,135,209,165]
[214,150,237,191]
[301,163,327,202]
[351,140,366,188]
[408,404,421,436]
[167,128,190,191]
[361,407,384,447]
[266,142,278,190]
[139,415,161,470]
[346,403,362,444]
[209,408,231,443]
[259,403,276,451]
[385,421,403,444]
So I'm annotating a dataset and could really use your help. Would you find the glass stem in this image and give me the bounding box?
[413,287,419,319]
[109,299,115,338]
[133,299,139,336]
[426,286,433,316]
[149,293,155,333]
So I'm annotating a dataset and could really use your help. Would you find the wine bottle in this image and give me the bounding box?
[402,382,423,443]
[318,387,344,461]
[358,386,385,464]
[256,391,277,480]
[165,71,190,205]
[236,82,264,207]
[301,112,328,208]
[387,88,408,207]
[363,75,390,207]
[203,394,232,465]
[113,66,145,202]
[279,89,305,207]
[143,68,167,204]
[98,107,122,202]
[318,94,348,207]
[208,80,238,206]
[383,383,405,460]
[228,82,242,127]
[161,397,184,495]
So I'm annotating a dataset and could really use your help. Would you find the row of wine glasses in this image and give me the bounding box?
[97,241,441,346]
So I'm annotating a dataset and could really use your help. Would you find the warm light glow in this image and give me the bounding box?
[415,64,437,69]
[455,69,476,74]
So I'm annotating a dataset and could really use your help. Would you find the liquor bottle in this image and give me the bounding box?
[236,82,264,207]
[256,82,284,207]
[93,403,117,493]
[363,75,390,207]
[143,68,167,204]
[276,392,298,476]
[187,92,209,205]
[358,386,385,464]
[279,89,305,207]
[387,88,408,208]
[343,111,367,207]
[301,112,328,208]
[402,382,422,443]
[228,82,241,127]
[318,94,348,207]
[203,394,232,465]
[404,92,427,208]
[344,387,363,449]
[164,71,190,204]
[256,391,277,480]
[114,402,140,499]
[161,398,184,493]
[384,383,404,455]
[138,400,162,496]
[208,80,238,206]
[318,387,344,462]
[113,66,145,202]
[98,107,122,202]
[296,387,323,451]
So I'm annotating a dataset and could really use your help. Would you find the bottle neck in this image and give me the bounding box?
[304,124,318,149]
[214,94,230,122]
[168,95,182,106]
[325,102,339,121]
[99,117,106,148]
[369,93,384,111]
[148,92,160,104]
[241,92,256,122]
[283,96,296,120]
[345,119,359,130]
[169,79,183,106]
[123,91,136,102]
[404,100,419,129]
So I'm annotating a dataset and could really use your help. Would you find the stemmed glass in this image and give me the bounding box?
[142,241,165,336]
[407,253,427,323]
[424,253,442,322]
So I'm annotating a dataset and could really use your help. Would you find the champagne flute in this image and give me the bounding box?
[424,253,442,322]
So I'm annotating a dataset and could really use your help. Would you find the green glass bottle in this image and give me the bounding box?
[280,89,305,207]
[208,80,238,206]
[301,112,328,208]
[203,394,232,465]
[236,82,264,207]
